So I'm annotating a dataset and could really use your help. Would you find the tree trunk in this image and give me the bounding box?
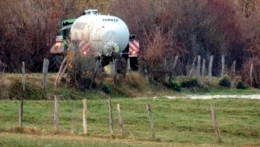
[196,55,201,79]
[208,55,214,84]
[189,57,197,77]
[201,58,206,81]
[250,63,253,86]
[169,55,179,81]
[221,54,225,78]
[231,61,236,88]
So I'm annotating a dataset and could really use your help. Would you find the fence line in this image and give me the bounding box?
[5,98,231,143]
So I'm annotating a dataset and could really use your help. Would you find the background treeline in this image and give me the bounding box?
[0,0,110,72]
[1,0,260,87]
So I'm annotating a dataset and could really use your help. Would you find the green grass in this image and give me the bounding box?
[1,73,260,146]
[0,98,259,146]
[0,133,174,147]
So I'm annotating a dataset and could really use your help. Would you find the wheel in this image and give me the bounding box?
[49,54,64,72]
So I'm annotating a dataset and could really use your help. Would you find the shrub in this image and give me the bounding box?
[181,77,199,88]
[168,81,181,92]
[0,73,4,90]
[219,75,231,88]
[0,73,4,98]
[236,80,248,89]
[0,72,12,99]
[67,51,103,91]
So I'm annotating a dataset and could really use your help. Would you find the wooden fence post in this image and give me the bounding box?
[146,104,155,138]
[82,99,87,134]
[42,58,49,99]
[117,104,124,135]
[18,100,23,127]
[42,58,49,89]
[173,55,179,70]
[20,62,25,127]
[208,55,214,84]
[210,103,222,143]
[54,95,60,130]
[22,62,25,91]
[108,97,114,135]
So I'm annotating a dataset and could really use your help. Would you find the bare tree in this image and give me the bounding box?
[112,0,244,79]
[0,0,111,72]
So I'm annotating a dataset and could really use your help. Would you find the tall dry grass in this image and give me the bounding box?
[0,73,12,98]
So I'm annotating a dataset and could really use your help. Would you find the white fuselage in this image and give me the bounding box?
[70,14,130,56]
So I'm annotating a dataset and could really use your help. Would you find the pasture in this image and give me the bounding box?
[0,97,259,147]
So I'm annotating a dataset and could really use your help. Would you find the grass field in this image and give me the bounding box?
[1,73,260,146]
[0,98,259,147]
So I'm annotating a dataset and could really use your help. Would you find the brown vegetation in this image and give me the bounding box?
[0,0,110,72]
[2,0,260,87]
[111,0,260,87]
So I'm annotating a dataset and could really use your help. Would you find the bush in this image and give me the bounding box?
[67,52,103,91]
[0,72,12,99]
[167,81,181,92]
[181,77,199,88]
[0,73,4,90]
[236,80,248,89]
[0,73,4,98]
[219,75,231,88]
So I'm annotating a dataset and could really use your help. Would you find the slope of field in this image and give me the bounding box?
[2,73,260,100]
[0,98,259,146]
